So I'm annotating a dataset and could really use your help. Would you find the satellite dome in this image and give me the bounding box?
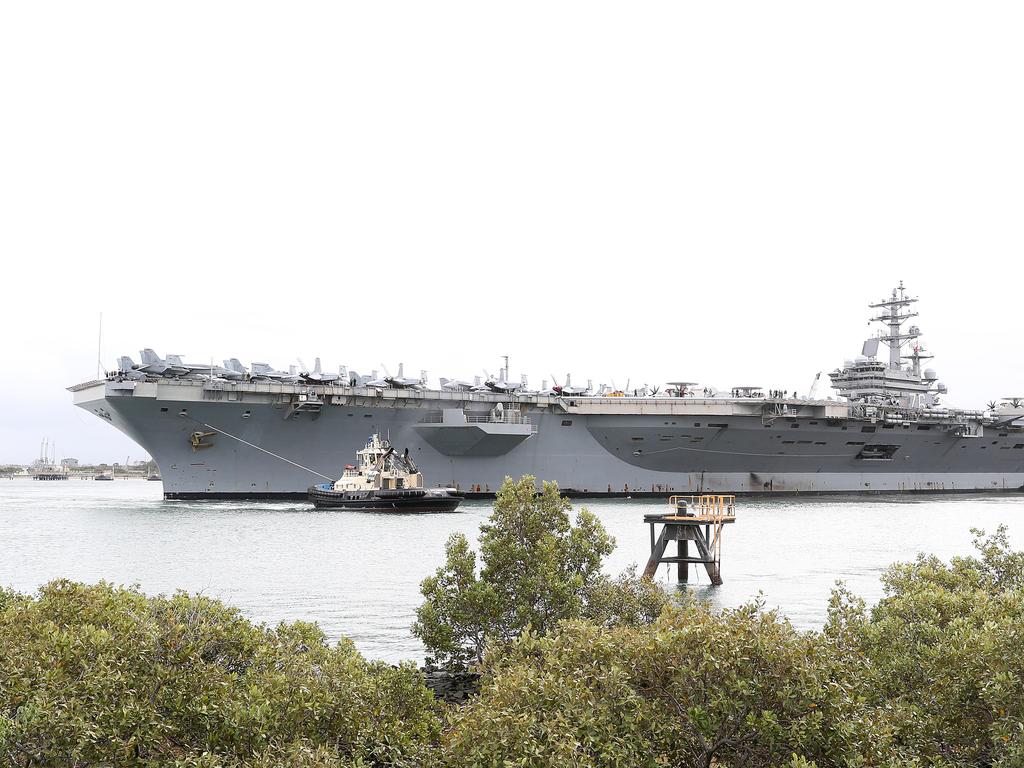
[924,369,937,380]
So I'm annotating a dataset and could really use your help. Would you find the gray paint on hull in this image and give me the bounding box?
[78,387,1024,497]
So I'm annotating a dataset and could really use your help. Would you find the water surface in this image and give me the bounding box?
[1,478,1021,662]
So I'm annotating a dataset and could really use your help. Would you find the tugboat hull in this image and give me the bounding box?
[307,484,464,512]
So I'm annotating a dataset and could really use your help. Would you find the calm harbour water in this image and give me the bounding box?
[1,478,1021,663]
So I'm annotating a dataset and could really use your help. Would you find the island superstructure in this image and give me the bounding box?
[70,284,1024,498]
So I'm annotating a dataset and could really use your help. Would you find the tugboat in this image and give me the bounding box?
[308,434,464,512]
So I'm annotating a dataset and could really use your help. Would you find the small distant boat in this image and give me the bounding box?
[94,472,114,481]
[308,434,464,512]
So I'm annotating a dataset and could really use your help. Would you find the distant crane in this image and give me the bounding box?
[806,372,823,401]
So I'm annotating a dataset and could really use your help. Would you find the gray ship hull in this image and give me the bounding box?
[71,379,1024,499]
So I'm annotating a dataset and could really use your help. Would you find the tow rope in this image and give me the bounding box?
[195,420,335,482]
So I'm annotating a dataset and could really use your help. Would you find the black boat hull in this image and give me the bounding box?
[307,485,465,512]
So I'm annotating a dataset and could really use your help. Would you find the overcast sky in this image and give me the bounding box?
[1,2,1021,464]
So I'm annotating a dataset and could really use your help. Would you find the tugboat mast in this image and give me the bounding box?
[868,280,920,370]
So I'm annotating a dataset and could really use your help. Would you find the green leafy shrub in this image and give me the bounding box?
[443,600,887,768]
[826,525,1024,767]
[413,475,668,669]
[0,580,440,767]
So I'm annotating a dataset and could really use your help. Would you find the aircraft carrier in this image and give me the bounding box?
[69,284,1024,499]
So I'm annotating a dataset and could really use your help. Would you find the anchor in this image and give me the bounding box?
[190,430,217,451]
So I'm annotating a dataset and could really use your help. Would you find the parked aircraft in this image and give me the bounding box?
[482,367,523,394]
[116,356,147,380]
[250,362,299,382]
[165,354,245,381]
[551,373,591,396]
[383,363,427,389]
[135,349,190,377]
[298,357,339,384]
[440,377,475,392]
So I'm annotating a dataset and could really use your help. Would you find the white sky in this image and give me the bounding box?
[1,2,1022,464]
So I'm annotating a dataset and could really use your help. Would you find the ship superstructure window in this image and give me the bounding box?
[917,425,932,431]
[160,407,168,412]
[1015,444,1024,449]
[631,437,644,442]
[846,441,866,446]
[709,423,728,428]
[561,420,572,426]
[861,426,876,433]
[791,423,800,428]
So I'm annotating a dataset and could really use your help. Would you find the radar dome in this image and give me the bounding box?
[924,369,937,380]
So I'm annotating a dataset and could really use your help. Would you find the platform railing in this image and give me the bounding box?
[668,494,736,519]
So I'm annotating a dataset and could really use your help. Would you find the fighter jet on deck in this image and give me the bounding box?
[250,362,300,383]
[298,358,339,384]
[383,363,427,389]
[165,354,245,381]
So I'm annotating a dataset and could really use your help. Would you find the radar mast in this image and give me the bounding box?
[868,281,920,370]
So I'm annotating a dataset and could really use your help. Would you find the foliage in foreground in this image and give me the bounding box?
[412,475,668,668]
[443,601,884,768]
[0,581,439,767]
[826,525,1024,768]
[2,503,1023,767]
[441,524,1024,768]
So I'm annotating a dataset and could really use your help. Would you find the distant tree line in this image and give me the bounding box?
[1,476,1022,767]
